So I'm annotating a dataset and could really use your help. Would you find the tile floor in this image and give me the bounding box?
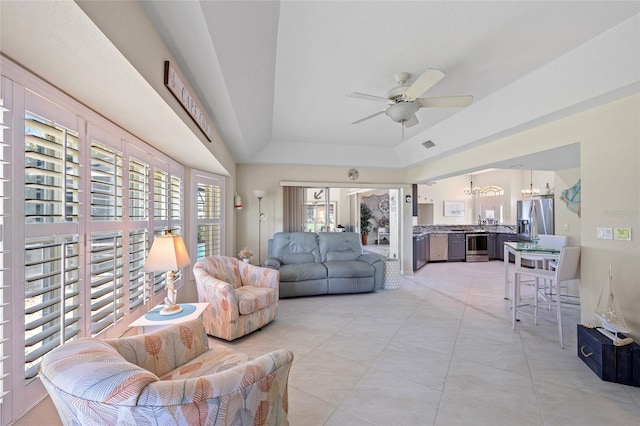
[17,261,640,425]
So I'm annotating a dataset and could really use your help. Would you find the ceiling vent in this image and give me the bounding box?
[422,140,435,149]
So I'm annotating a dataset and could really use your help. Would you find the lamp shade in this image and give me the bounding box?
[253,189,266,198]
[143,234,191,272]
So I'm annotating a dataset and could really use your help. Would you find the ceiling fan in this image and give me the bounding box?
[347,69,473,129]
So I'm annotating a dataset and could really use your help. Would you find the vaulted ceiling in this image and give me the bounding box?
[1,1,638,175]
[141,1,640,170]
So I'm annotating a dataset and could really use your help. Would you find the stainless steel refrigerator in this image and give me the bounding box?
[517,198,554,241]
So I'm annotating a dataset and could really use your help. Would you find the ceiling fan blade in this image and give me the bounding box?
[403,115,419,128]
[403,69,445,100]
[351,110,386,124]
[417,95,473,108]
[346,92,390,102]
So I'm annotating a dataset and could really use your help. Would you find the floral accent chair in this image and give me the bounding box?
[39,318,293,425]
[193,256,280,341]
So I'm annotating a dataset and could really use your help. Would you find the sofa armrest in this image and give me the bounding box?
[239,262,280,290]
[264,257,281,269]
[139,349,294,405]
[109,319,210,377]
[358,253,384,265]
[195,276,240,323]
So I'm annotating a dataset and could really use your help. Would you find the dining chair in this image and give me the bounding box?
[514,246,581,348]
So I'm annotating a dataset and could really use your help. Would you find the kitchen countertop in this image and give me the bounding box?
[413,224,517,236]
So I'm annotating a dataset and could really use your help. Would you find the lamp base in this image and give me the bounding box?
[159,304,182,316]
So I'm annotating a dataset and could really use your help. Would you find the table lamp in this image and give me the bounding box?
[143,232,191,315]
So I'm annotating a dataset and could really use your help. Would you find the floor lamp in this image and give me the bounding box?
[253,190,266,264]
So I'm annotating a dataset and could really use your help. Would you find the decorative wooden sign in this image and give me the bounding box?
[164,61,213,142]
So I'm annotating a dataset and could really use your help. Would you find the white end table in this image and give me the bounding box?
[130,302,209,334]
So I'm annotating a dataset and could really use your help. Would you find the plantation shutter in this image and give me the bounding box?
[89,232,124,336]
[196,180,222,260]
[23,111,81,383]
[0,81,9,402]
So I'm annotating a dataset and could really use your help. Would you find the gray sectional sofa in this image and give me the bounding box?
[265,232,384,298]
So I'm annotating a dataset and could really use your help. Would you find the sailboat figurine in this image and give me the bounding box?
[594,264,633,346]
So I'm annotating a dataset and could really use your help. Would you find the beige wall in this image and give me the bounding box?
[235,164,414,273]
[409,94,640,340]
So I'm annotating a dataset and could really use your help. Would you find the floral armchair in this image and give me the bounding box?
[193,256,279,341]
[39,318,293,425]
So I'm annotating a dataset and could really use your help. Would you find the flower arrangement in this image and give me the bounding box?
[238,247,253,259]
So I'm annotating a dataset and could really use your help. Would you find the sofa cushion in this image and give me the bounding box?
[325,260,374,278]
[326,251,357,261]
[235,286,278,315]
[281,252,316,265]
[279,263,327,282]
[270,232,321,263]
[160,345,250,380]
[318,232,363,263]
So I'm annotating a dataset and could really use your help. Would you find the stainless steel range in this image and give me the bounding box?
[465,232,489,262]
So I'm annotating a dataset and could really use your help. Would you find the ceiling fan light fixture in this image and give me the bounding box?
[385,102,419,123]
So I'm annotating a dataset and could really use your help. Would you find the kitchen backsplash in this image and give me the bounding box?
[413,224,517,234]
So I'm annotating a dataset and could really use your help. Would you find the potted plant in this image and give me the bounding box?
[238,247,253,263]
[360,202,373,245]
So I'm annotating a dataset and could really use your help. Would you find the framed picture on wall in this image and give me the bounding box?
[444,201,465,217]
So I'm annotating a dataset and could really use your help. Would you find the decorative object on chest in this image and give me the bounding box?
[577,324,639,387]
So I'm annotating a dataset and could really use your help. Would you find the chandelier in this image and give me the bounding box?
[464,174,480,195]
[522,170,539,197]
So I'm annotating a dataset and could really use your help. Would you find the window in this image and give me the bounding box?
[90,141,123,221]
[150,168,184,293]
[191,171,223,262]
[89,232,124,336]
[24,236,80,382]
[129,157,149,221]
[23,111,82,386]
[478,185,504,197]
[0,79,9,405]
[24,114,80,223]
[128,229,148,312]
[305,188,336,232]
[1,65,196,424]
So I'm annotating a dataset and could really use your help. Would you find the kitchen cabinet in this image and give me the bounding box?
[413,234,429,271]
[448,233,465,261]
[496,233,517,261]
[487,233,497,259]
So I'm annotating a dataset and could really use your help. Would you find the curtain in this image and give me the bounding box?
[282,186,305,232]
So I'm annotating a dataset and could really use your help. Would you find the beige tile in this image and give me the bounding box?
[436,358,541,425]
[288,349,369,406]
[287,386,337,425]
[339,368,442,425]
[19,261,640,426]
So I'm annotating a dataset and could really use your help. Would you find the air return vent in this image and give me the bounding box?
[422,140,435,149]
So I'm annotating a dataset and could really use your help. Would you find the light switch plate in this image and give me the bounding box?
[597,227,613,239]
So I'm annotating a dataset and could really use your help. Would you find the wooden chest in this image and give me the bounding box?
[577,324,638,386]
[633,345,640,387]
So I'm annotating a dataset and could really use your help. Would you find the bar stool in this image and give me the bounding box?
[513,246,581,348]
